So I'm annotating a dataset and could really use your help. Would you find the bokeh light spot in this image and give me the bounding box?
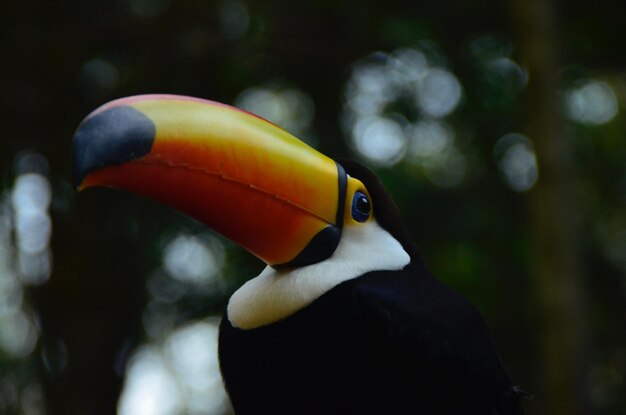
[0,311,38,359]
[119,320,231,415]
[17,250,51,286]
[118,347,182,415]
[236,85,315,140]
[14,211,51,255]
[165,321,229,414]
[10,170,52,285]
[343,48,465,169]
[163,235,224,285]
[485,57,528,91]
[389,48,429,84]
[494,133,539,192]
[408,120,453,159]
[10,152,53,286]
[11,174,51,214]
[566,80,618,125]
[352,116,407,166]
[142,300,178,340]
[415,68,462,118]
[346,62,399,116]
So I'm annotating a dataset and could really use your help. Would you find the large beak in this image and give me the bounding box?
[73,94,350,267]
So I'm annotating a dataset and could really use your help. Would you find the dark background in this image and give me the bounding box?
[1,0,625,413]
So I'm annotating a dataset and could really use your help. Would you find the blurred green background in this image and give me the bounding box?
[1,0,625,413]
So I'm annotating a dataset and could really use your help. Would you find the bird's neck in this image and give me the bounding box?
[226,220,411,330]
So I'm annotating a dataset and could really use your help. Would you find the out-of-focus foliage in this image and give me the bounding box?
[1,0,625,414]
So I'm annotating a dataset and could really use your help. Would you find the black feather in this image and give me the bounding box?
[219,159,525,414]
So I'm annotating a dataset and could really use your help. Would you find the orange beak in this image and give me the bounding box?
[72,94,358,267]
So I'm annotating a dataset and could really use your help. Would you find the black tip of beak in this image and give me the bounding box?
[72,105,156,189]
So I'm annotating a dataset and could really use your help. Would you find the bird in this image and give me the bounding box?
[72,94,526,414]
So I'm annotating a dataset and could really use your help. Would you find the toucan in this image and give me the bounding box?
[72,94,525,414]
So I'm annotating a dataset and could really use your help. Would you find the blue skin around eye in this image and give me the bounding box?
[351,191,370,223]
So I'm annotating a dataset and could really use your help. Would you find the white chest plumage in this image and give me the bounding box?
[226,220,410,330]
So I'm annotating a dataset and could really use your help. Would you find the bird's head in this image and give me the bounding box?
[73,95,415,328]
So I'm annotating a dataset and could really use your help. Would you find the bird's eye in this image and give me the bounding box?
[351,191,371,223]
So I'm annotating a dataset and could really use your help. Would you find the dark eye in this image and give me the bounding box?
[351,191,371,223]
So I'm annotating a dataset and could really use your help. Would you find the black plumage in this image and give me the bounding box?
[219,160,525,414]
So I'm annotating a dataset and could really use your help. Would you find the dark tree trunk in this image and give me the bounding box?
[510,0,590,413]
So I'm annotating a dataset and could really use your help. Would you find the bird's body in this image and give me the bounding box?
[72,95,525,414]
[219,162,524,414]
[220,266,522,414]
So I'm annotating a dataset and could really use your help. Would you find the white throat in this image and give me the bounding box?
[226,220,410,329]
